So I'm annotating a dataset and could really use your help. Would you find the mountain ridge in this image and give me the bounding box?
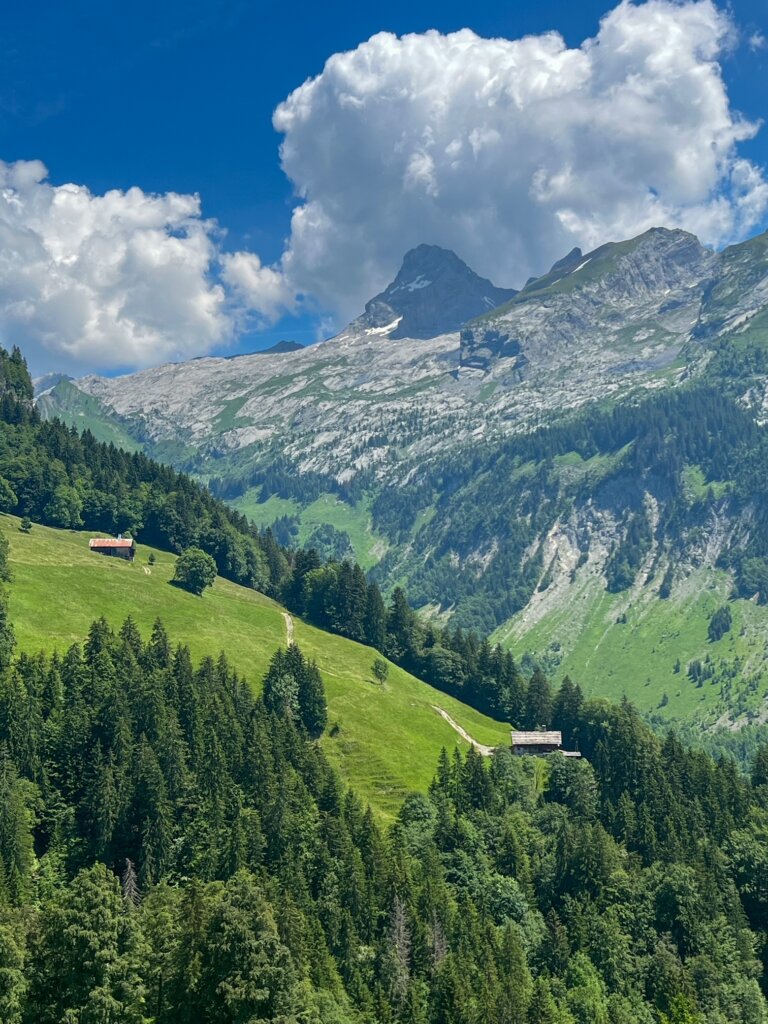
[39,224,730,482]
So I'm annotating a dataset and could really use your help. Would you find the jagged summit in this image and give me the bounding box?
[353,243,517,340]
[512,227,711,304]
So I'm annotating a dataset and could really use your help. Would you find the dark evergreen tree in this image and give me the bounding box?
[296,656,328,738]
[524,669,552,729]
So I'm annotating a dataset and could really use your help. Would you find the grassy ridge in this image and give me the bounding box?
[2,515,509,818]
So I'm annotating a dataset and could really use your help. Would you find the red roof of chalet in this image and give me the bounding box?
[89,538,135,548]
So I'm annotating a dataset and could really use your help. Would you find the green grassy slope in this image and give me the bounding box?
[230,489,388,569]
[2,515,509,819]
[494,565,768,727]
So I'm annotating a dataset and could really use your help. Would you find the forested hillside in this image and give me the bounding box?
[370,377,768,632]
[1,602,768,1022]
[0,515,510,816]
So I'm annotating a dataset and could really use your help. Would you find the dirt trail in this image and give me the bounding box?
[431,706,497,756]
[283,611,294,645]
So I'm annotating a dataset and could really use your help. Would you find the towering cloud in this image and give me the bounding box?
[270,0,767,324]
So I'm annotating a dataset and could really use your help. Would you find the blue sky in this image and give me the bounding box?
[3,0,768,371]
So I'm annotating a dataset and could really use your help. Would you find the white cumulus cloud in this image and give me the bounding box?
[220,251,296,323]
[272,0,768,324]
[0,160,233,371]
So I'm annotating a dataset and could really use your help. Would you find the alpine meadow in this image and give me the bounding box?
[4,1,768,1022]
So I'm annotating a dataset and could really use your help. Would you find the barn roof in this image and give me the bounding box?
[89,538,135,548]
[511,730,562,745]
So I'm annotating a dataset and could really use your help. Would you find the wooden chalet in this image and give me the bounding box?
[511,730,581,757]
[88,537,136,561]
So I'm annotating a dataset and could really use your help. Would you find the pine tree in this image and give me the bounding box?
[751,744,768,788]
[527,977,558,1023]
[283,548,321,613]
[0,747,35,906]
[196,871,299,1023]
[0,590,15,672]
[386,588,416,664]
[0,533,11,583]
[0,914,26,1024]
[262,648,299,722]
[461,746,491,810]
[495,922,532,1024]
[552,676,583,747]
[134,739,173,886]
[146,619,172,670]
[364,584,387,650]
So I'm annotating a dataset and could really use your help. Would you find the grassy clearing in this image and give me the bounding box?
[2,515,509,820]
[230,490,388,570]
[229,490,300,525]
[681,465,730,501]
[295,495,387,569]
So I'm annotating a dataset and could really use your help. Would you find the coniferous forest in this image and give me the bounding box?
[1,605,768,1022]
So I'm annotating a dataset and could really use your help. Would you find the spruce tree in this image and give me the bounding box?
[297,659,328,739]
[495,922,532,1024]
[0,915,26,1024]
[196,871,299,1023]
[527,977,558,1024]
[525,669,552,729]
[364,584,387,650]
[25,864,148,1024]
[0,591,15,672]
[262,648,299,722]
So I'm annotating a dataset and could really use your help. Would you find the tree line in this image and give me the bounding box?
[0,345,558,724]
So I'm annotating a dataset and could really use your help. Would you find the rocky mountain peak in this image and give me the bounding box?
[33,372,73,398]
[460,226,718,374]
[354,244,517,340]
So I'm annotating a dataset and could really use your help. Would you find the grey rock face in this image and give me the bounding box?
[460,228,717,372]
[694,230,768,342]
[352,244,517,340]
